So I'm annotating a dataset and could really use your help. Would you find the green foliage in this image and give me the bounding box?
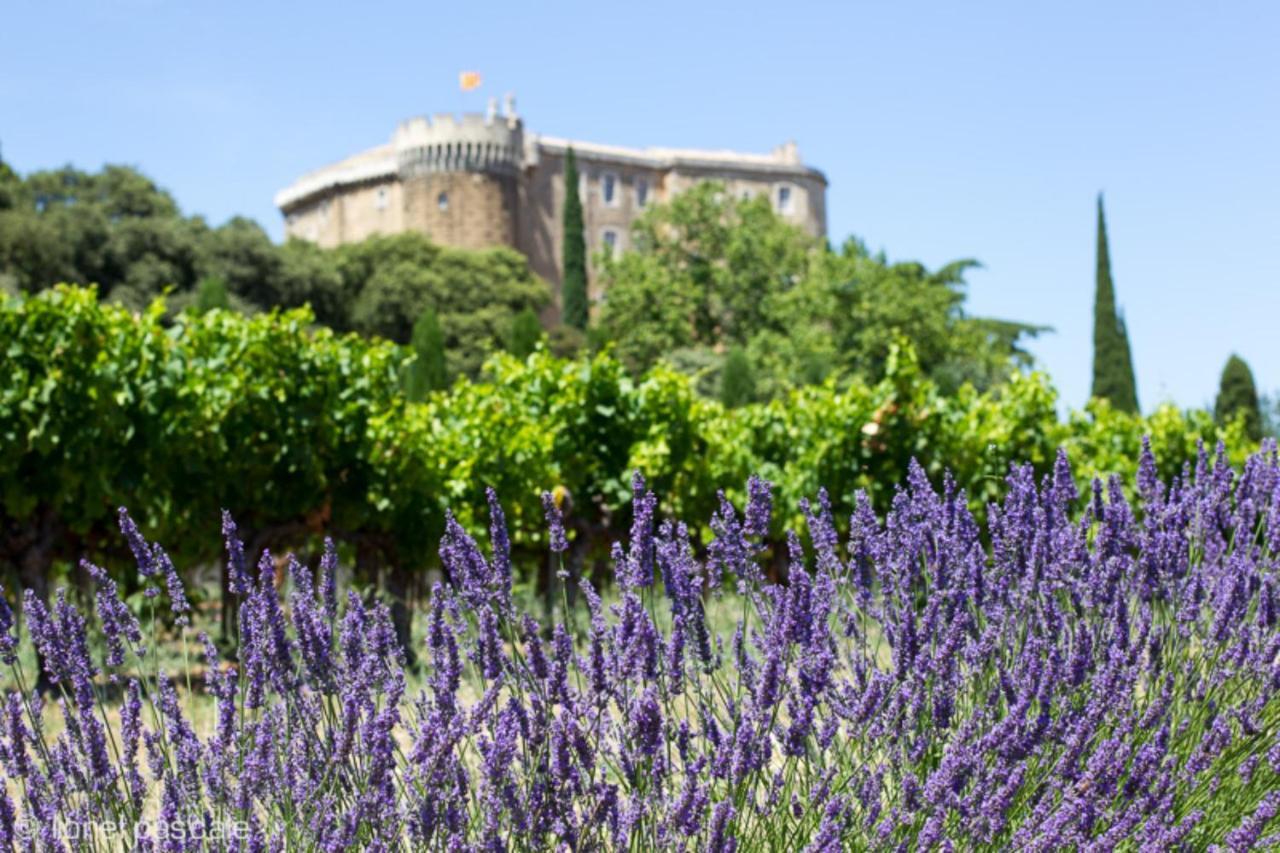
[0,286,411,591]
[598,184,1044,397]
[1261,392,1280,439]
[546,323,585,359]
[339,233,548,378]
[0,287,1256,590]
[273,238,347,327]
[719,346,756,408]
[192,276,230,314]
[560,148,589,330]
[403,306,448,401]
[507,307,545,358]
[1216,354,1263,441]
[0,163,551,382]
[202,216,281,306]
[1091,195,1140,413]
[0,164,205,304]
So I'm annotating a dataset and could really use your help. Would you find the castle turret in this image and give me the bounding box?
[393,110,523,250]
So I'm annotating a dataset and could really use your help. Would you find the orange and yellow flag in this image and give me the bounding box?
[459,71,482,92]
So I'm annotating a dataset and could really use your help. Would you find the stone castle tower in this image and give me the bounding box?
[394,102,523,250]
[275,98,827,309]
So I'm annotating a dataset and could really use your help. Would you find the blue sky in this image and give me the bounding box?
[3,1,1278,411]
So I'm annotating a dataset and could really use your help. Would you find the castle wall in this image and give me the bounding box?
[282,179,403,247]
[516,156,560,296]
[661,166,827,239]
[402,172,517,250]
[518,152,667,318]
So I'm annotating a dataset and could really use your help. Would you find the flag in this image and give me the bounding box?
[459,71,482,92]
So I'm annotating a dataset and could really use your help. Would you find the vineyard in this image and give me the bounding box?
[0,286,1250,600]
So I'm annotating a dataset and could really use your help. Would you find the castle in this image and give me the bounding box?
[274,97,827,311]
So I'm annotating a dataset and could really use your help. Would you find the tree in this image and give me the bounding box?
[507,308,544,358]
[203,217,282,307]
[0,156,21,210]
[561,148,589,330]
[1091,195,1140,413]
[0,163,206,303]
[276,238,347,327]
[1215,354,1262,441]
[342,233,548,377]
[1261,392,1280,439]
[193,276,230,313]
[720,346,756,408]
[598,184,1042,396]
[402,306,448,401]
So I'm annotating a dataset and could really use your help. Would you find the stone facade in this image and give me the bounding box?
[275,100,827,315]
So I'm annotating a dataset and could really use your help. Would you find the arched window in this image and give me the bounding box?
[601,172,619,207]
[775,184,794,215]
[438,192,449,211]
[601,228,620,256]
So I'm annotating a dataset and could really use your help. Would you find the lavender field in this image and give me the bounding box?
[2,442,1280,850]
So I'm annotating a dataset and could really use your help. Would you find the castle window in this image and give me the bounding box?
[437,192,449,211]
[636,178,649,208]
[319,199,330,221]
[775,185,794,215]
[601,172,619,207]
[601,229,620,256]
[375,187,388,210]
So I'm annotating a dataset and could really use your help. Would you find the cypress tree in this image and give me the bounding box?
[507,307,544,358]
[561,147,589,330]
[403,306,448,401]
[720,346,756,408]
[1215,354,1263,442]
[1091,195,1140,413]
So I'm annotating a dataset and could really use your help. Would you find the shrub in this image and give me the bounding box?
[2,444,1279,848]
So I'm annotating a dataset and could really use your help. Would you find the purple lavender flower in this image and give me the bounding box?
[118,507,157,578]
[707,800,736,853]
[744,474,773,539]
[221,510,252,596]
[83,559,143,668]
[486,487,513,603]
[0,584,17,665]
[803,796,848,852]
[708,489,755,591]
[1,445,1279,849]
[440,511,496,610]
[151,544,192,626]
[629,687,663,758]
[541,491,569,554]
[319,536,339,622]
[626,471,658,589]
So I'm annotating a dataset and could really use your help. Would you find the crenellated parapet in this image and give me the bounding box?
[394,112,524,178]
